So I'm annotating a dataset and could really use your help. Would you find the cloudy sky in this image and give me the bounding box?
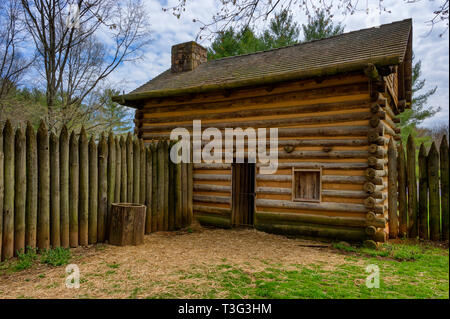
[107,0,449,128]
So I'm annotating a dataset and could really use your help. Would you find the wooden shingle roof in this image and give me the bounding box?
[116,19,412,104]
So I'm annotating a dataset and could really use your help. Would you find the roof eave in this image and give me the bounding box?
[112,56,402,107]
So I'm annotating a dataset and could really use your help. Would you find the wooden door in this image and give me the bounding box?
[232,163,255,227]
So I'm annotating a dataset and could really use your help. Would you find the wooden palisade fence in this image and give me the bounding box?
[389,133,449,241]
[0,119,193,261]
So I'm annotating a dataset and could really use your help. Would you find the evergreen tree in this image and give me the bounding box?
[397,58,440,147]
[208,10,300,60]
[207,27,264,60]
[95,88,133,134]
[262,9,301,48]
[302,10,344,42]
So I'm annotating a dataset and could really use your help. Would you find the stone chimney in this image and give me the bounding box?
[171,41,207,73]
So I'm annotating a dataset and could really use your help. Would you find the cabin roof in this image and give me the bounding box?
[115,19,412,105]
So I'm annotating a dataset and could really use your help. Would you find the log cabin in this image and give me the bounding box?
[113,19,413,245]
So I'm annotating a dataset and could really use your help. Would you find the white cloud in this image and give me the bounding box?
[103,0,450,127]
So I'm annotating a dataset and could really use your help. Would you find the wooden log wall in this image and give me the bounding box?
[0,120,190,261]
[136,73,393,243]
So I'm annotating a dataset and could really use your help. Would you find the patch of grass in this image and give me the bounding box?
[40,247,71,266]
[128,287,141,298]
[149,242,448,299]
[332,241,436,261]
[13,248,38,271]
[107,262,120,269]
[333,242,358,253]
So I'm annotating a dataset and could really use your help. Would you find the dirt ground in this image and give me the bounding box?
[0,225,353,299]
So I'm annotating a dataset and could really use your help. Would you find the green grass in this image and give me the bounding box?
[0,247,71,274]
[107,262,120,269]
[40,247,71,266]
[150,242,448,299]
[13,248,38,271]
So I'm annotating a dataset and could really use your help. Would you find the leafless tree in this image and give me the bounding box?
[20,0,151,131]
[0,0,34,103]
[430,122,450,144]
[166,0,449,40]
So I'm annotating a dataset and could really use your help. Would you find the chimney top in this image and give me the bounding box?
[171,41,207,73]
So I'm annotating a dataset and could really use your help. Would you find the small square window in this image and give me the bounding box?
[292,168,322,202]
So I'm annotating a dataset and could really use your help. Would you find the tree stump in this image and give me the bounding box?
[108,203,146,246]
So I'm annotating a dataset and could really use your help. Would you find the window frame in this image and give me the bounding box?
[291,167,322,203]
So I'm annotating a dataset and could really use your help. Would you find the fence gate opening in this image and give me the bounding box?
[232,163,256,227]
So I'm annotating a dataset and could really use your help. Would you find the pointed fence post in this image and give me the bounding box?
[126,133,133,202]
[164,141,169,231]
[59,125,70,248]
[418,143,429,239]
[120,136,127,202]
[2,120,14,260]
[14,126,26,254]
[427,142,440,241]
[151,142,158,232]
[440,136,449,241]
[145,146,152,234]
[397,142,407,237]
[25,122,37,250]
[98,134,108,242]
[50,131,61,248]
[157,141,165,230]
[168,141,175,231]
[78,127,89,246]
[406,135,418,238]
[114,136,121,204]
[106,132,116,239]
[140,139,146,205]
[69,130,79,247]
[387,138,398,238]
[37,121,50,251]
[88,136,98,244]
[0,124,4,259]
[133,137,140,204]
